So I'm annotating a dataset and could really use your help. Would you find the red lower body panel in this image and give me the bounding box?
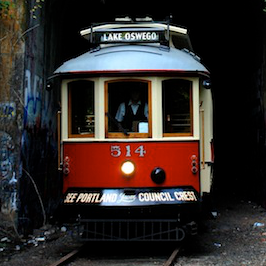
[62,141,200,193]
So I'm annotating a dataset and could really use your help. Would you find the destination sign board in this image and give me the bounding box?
[93,28,167,44]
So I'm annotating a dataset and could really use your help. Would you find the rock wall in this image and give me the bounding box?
[0,0,60,231]
[0,0,26,225]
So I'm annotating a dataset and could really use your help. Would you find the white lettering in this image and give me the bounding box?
[103,33,108,41]
[101,193,117,203]
[76,193,97,203]
[174,191,197,202]
[147,32,152,40]
[125,32,130,40]
[111,146,121,157]
[142,32,147,40]
[75,193,118,203]
[94,193,102,203]
[103,33,122,42]
[110,145,146,157]
[138,192,175,202]
[103,32,158,42]
[166,192,175,201]
[126,145,131,157]
[65,191,197,204]
[139,193,145,202]
[135,145,146,157]
[130,32,136,40]
[136,32,142,40]
[64,193,78,203]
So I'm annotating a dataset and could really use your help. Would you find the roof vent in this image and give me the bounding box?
[135,17,153,22]
[115,16,133,22]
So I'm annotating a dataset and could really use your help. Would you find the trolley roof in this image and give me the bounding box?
[54,19,209,77]
[54,45,209,76]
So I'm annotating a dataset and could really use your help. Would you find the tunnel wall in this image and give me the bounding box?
[0,0,60,230]
[19,0,61,229]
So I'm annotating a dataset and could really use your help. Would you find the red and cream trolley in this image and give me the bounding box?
[53,18,213,241]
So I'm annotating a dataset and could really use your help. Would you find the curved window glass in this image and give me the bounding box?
[68,80,94,137]
[162,79,193,136]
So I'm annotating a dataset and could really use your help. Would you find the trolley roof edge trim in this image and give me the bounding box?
[51,69,210,78]
[80,23,187,37]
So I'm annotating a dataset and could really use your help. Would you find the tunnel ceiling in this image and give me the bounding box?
[50,0,263,71]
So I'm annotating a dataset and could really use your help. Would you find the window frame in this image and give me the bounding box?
[162,79,193,137]
[105,79,152,139]
[68,80,95,138]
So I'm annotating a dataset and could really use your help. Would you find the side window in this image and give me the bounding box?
[106,80,151,138]
[68,80,94,137]
[162,79,193,136]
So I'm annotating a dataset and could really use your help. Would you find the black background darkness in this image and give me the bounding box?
[49,0,266,203]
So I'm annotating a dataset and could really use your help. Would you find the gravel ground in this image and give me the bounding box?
[177,199,266,265]
[0,199,266,266]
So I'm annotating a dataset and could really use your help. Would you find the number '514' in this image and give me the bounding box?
[111,145,146,157]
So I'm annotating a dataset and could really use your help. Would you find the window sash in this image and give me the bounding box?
[162,79,193,137]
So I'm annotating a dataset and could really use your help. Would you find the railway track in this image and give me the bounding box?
[163,247,180,266]
[48,248,81,266]
[48,244,181,266]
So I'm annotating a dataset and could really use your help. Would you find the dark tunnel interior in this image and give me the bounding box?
[46,0,266,203]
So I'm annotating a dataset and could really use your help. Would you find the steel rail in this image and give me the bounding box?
[47,244,180,266]
[163,247,181,266]
[48,248,81,266]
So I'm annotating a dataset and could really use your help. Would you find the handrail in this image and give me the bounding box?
[200,108,205,169]
[57,111,62,171]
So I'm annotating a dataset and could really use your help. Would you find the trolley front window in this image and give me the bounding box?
[106,80,151,138]
[162,79,193,136]
[68,80,94,138]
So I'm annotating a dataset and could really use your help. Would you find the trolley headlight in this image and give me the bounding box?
[151,167,166,184]
[121,161,135,176]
